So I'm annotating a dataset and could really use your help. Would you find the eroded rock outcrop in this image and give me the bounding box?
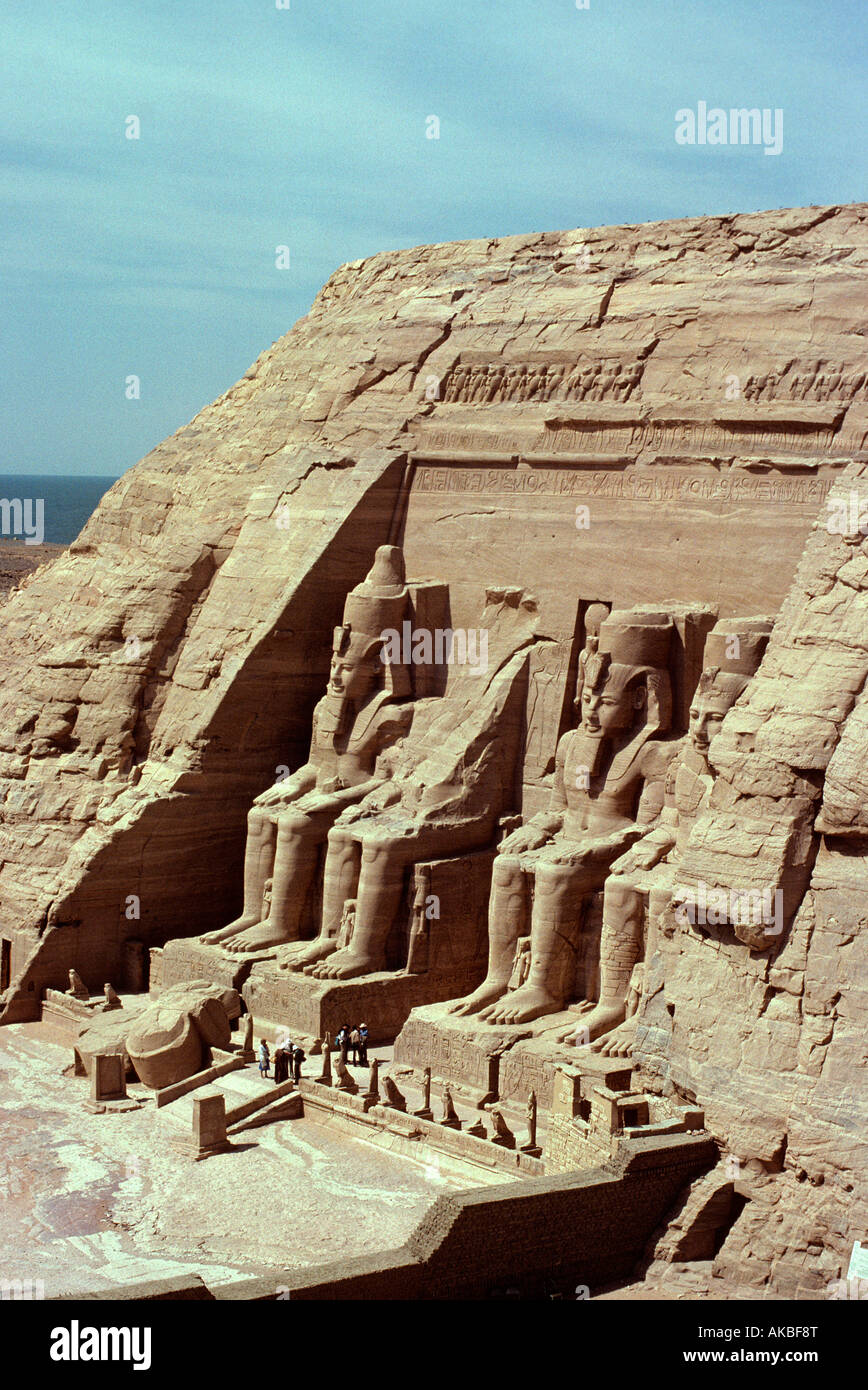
[0,203,866,1299]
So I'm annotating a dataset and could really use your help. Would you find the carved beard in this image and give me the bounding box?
[570,726,609,779]
[318,688,351,740]
[684,741,712,776]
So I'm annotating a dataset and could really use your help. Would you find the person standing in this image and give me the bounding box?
[337,1024,350,1066]
[292,1043,305,1082]
[349,1025,361,1065]
[258,1039,271,1078]
[358,1022,369,1067]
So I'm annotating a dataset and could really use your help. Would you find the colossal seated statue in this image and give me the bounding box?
[276,586,542,980]
[572,618,772,1056]
[447,608,681,1026]
[201,545,413,956]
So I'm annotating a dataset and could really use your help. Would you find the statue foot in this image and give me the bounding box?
[479,985,562,1026]
[307,949,376,980]
[550,1002,598,1045]
[279,938,337,972]
[445,981,508,1017]
[222,922,291,955]
[200,915,257,946]
[579,1001,628,1045]
[590,1013,636,1057]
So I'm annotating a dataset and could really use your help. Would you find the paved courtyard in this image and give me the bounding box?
[0,1021,470,1296]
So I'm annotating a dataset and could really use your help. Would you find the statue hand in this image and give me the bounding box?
[362,782,401,815]
[612,837,671,875]
[256,776,303,808]
[499,825,550,855]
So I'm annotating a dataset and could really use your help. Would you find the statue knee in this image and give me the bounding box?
[327,827,357,856]
[277,808,311,836]
[534,862,569,906]
[492,855,521,887]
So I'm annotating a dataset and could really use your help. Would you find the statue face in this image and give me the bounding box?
[581,674,642,735]
[689,687,735,759]
[328,646,379,703]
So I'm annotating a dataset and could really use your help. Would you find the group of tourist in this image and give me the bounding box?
[258,1036,305,1084]
[256,1022,369,1081]
[334,1022,369,1067]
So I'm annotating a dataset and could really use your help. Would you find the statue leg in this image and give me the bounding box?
[482,859,594,1025]
[225,805,334,955]
[288,827,361,971]
[309,835,406,979]
[201,807,275,944]
[582,875,645,1045]
[448,855,528,1016]
[593,875,670,1057]
[310,818,492,981]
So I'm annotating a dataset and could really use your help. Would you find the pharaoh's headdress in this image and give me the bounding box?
[334,545,411,697]
[697,617,772,698]
[583,609,675,778]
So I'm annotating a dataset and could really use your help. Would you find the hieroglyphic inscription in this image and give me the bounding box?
[414,465,834,506]
[419,414,844,458]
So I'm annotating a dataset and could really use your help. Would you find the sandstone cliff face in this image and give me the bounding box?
[637,458,868,1295]
[0,200,865,1092]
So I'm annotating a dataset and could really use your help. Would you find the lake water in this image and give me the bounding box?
[0,475,117,545]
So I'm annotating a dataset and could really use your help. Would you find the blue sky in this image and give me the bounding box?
[2,0,864,477]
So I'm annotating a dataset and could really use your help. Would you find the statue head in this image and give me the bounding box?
[690,618,772,766]
[328,626,384,704]
[581,609,674,743]
[329,545,411,710]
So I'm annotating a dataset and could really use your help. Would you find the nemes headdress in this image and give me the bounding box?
[334,545,411,696]
[583,609,676,776]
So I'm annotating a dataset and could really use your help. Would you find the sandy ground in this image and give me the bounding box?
[0,1022,468,1297]
[0,540,64,597]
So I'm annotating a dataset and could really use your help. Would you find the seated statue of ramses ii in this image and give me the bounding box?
[447,608,682,1026]
[277,587,541,979]
[201,546,414,955]
[575,616,772,1056]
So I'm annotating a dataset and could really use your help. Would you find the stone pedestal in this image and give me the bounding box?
[155,850,494,1048]
[190,1089,231,1160]
[394,1002,532,1104]
[91,1052,126,1103]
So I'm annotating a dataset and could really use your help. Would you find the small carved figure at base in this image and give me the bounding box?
[382,1075,407,1112]
[440,1082,461,1130]
[101,984,122,1012]
[67,969,89,1000]
[490,1108,516,1149]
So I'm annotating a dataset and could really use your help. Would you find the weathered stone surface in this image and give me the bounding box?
[0,202,866,1299]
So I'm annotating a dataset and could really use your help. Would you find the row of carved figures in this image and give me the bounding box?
[743,363,868,402]
[194,546,778,1057]
[438,359,645,404]
[315,1044,540,1154]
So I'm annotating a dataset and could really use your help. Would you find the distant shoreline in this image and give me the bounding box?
[0,539,65,598]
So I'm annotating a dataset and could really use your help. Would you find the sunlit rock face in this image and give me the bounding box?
[0,201,866,1297]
